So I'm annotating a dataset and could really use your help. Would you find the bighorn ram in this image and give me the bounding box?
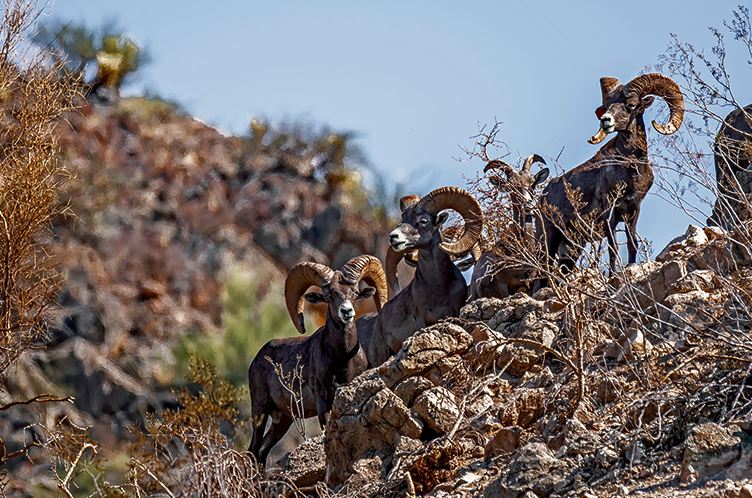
[247,255,387,466]
[368,187,482,366]
[539,73,684,272]
[708,103,752,228]
[470,154,549,299]
[385,224,479,298]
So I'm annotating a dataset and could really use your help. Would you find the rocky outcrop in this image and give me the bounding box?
[316,223,752,497]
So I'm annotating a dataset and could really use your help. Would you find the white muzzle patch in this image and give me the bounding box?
[339,302,355,323]
[389,228,409,251]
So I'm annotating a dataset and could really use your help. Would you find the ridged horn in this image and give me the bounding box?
[399,195,421,212]
[589,128,609,145]
[522,154,546,173]
[470,242,482,262]
[624,73,684,135]
[599,77,622,105]
[441,224,464,242]
[340,254,388,311]
[416,186,483,255]
[385,246,405,299]
[285,262,334,334]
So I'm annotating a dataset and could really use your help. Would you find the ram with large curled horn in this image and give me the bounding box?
[368,186,482,366]
[539,73,684,273]
[247,255,387,467]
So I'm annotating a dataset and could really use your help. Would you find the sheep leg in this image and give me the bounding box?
[257,412,293,469]
[316,394,329,430]
[248,411,269,458]
[624,209,640,265]
[604,214,620,273]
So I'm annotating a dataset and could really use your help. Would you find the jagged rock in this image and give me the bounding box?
[413,386,460,435]
[496,312,556,376]
[670,269,721,294]
[681,422,743,484]
[394,375,434,406]
[656,225,711,261]
[460,297,507,322]
[325,371,423,486]
[497,388,545,429]
[664,288,727,335]
[278,434,326,487]
[377,322,473,389]
[484,442,572,498]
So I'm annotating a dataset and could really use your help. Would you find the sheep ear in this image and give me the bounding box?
[358,287,376,299]
[533,168,549,187]
[304,292,325,304]
[435,211,449,227]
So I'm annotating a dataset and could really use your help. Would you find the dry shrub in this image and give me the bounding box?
[0,0,79,473]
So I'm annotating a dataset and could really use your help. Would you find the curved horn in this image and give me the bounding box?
[285,262,334,334]
[340,254,388,311]
[588,128,609,144]
[470,242,482,262]
[599,77,622,105]
[385,246,405,299]
[441,224,464,242]
[624,73,684,135]
[483,159,514,174]
[416,187,483,255]
[404,250,419,267]
[522,154,546,173]
[399,194,421,212]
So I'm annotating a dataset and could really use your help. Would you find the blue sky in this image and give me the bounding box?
[48,1,752,257]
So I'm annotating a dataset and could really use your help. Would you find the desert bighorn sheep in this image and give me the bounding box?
[368,187,483,366]
[247,255,387,466]
[708,103,752,228]
[539,73,684,272]
[469,154,549,300]
[385,224,479,299]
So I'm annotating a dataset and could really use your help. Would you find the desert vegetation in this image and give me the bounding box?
[1,2,752,498]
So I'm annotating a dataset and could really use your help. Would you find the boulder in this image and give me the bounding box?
[278,434,326,487]
[413,386,460,435]
[484,442,572,498]
[680,422,742,484]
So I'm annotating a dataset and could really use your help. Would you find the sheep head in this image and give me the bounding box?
[285,256,387,334]
[485,154,549,221]
[589,73,684,144]
[388,186,483,255]
[385,224,481,297]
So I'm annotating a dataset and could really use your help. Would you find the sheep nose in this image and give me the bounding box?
[389,232,400,244]
[340,304,354,319]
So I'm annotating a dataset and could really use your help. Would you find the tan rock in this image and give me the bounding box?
[680,422,742,484]
[413,386,460,434]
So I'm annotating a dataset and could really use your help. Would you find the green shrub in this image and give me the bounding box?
[174,263,308,388]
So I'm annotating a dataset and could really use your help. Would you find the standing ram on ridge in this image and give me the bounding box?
[539,73,684,272]
[368,187,482,366]
[708,103,752,229]
[247,255,387,467]
[470,154,549,300]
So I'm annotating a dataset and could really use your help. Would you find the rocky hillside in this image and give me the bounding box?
[279,225,752,497]
[0,96,392,493]
[2,95,752,498]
